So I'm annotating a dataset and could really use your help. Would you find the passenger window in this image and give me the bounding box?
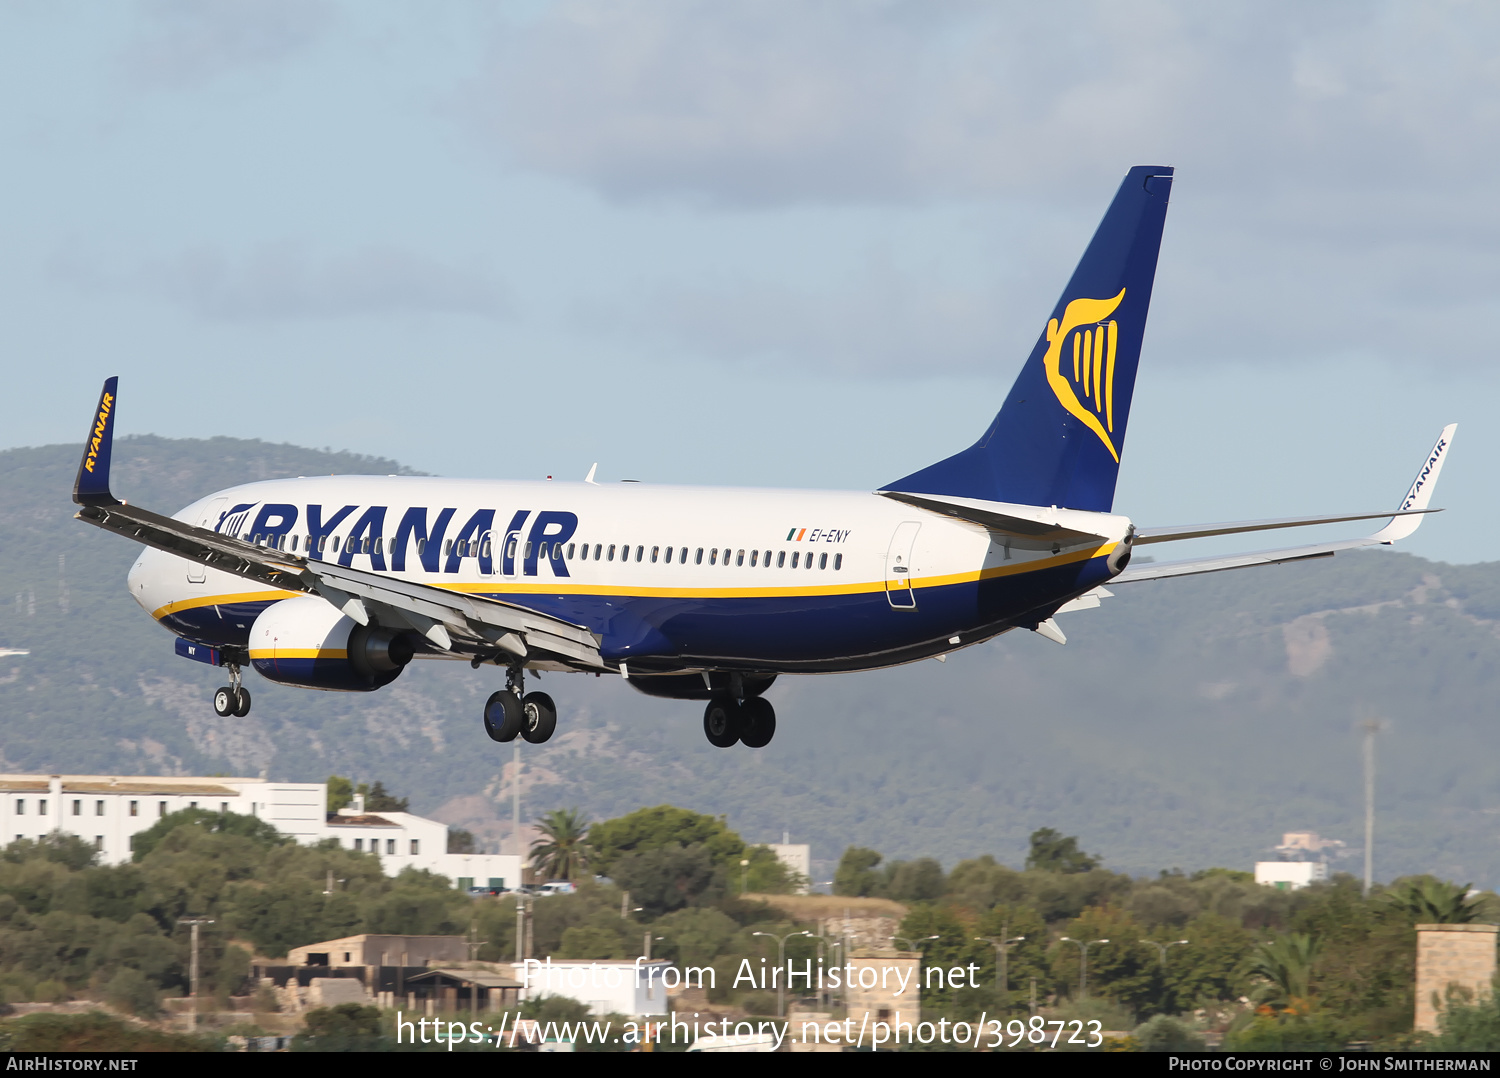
[594,544,602,560]
[710,548,717,565]
[568,543,576,559]
[291,535,299,552]
[417,538,425,556]
[663,546,672,563]
[538,543,548,560]
[332,536,341,551]
[680,547,688,563]
[636,545,644,562]
[525,542,533,559]
[481,539,491,559]
[834,553,843,570]
[750,550,758,567]
[444,539,452,557]
[765,550,773,568]
[736,550,745,567]
[777,551,785,568]
[652,546,660,563]
[819,553,828,569]
[807,552,815,569]
[791,551,799,568]
[375,537,383,554]
[696,548,705,565]
[506,538,517,558]
[364,537,373,554]
[608,545,616,561]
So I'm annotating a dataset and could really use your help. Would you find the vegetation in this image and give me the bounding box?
[529,808,593,881]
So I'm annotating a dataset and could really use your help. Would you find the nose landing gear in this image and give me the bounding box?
[212,663,251,717]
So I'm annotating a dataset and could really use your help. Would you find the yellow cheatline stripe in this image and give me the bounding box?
[152,589,301,620]
[154,544,1118,614]
[248,648,347,660]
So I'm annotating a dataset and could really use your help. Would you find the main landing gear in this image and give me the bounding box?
[213,663,251,718]
[703,694,776,749]
[483,665,556,745]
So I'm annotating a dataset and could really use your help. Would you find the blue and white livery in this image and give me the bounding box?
[72,167,1455,749]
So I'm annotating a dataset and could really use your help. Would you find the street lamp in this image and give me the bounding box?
[753,930,812,1017]
[1139,939,1190,968]
[1057,937,1108,999]
[741,859,750,895]
[975,932,1026,1005]
[890,934,939,952]
[177,917,215,1031]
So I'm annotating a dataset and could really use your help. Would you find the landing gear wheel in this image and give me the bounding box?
[213,687,235,717]
[232,688,252,717]
[483,690,523,743]
[738,696,776,748]
[521,692,557,744]
[703,697,741,748]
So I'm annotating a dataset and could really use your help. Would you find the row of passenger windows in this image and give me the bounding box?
[241,531,845,571]
[13,799,226,817]
[570,544,842,570]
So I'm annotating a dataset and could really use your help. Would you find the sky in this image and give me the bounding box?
[2,0,1497,563]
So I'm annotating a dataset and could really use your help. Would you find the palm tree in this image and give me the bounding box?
[529,808,593,882]
[1250,933,1320,1014]
[1384,876,1480,924]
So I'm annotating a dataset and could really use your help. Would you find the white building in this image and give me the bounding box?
[1255,861,1329,891]
[765,838,811,893]
[513,958,674,1016]
[0,773,519,891]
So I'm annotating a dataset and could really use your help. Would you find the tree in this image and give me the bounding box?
[447,828,477,854]
[1384,876,1480,924]
[610,844,722,916]
[325,776,353,814]
[363,782,409,813]
[1026,828,1100,874]
[588,806,744,875]
[529,809,593,881]
[833,847,884,897]
[129,808,289,861]
[1249,933,1320,1014]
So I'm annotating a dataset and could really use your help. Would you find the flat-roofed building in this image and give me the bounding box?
[0,773,520,890]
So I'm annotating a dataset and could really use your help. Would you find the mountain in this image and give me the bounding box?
[2,437,1498,886]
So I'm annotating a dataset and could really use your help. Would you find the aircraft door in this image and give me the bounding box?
[187,498,226,583]
[884,521,921,610]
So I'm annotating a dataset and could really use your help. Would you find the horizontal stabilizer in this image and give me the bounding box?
[1116,424,1456,585]
[1114,539,1368,583]
[1135,508,1436,546]
[879,491,1106,547]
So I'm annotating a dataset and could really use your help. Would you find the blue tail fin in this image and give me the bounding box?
[883,165,1173,512]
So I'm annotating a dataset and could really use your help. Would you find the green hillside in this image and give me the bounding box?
[2,437,1498,886]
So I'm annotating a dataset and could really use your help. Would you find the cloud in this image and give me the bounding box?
[474,1,1500,204]
[121,0,336,89]
[146,243,508,321]
[473,1,1500,373]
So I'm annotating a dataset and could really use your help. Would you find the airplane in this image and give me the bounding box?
[71,165,1455,751]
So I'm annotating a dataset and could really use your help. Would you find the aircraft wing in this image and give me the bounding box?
[71,379,603,668]
[1115,424,1456,585]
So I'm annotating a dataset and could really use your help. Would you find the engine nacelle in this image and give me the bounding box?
[248,597,414,692]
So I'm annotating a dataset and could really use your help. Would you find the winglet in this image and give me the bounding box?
[72,377,121,507]
[584,463,599,485]
[1373,424,1456,543]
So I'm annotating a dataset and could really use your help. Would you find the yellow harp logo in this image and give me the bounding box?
[1043,289,1126,462]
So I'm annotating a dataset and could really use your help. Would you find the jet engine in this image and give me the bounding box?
[248,596,414,692]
